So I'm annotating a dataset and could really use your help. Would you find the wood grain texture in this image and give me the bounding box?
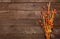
[8,3,60,11]
[0,2,60,10]
[0,19,44,34]
[11,0,57,2]
[0,10,59,20]
[0,0,60,2]
[0,10,42,19]
[0,10,59,28]
[0,3,8,10]
[0,0,59,39]
[0,10,15,19]
[0,0,11,2]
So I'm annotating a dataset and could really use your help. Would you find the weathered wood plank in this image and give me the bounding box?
[0,18,59,25]
[0,10,16,19]
[9,10,60,19]
[0,2,60,10]
[11,0,57,2]
[0,23,44,34]
[0,3,47,10]
[0,19,38,26]
[0,3,8,10]
[0,34,45,39]
[0,10,42,19]
[8,3,60,11]
[0,0,59,2]
[8,10,42,19]
[0,10,59,19]
[0,18,59,28]
[8,3,44,11]
[0,0,11,2]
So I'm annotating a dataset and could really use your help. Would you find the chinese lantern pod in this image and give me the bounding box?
[48,21,51,25]
[45,14,48,17]
[46,18,49,22]
[48,20,52,25]
[46,18,48,20]
[52,9,56,14]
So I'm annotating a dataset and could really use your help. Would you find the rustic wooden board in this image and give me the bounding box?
[0,10,59,20]
[0,10,16,19]
[8,3,45,11]
[0,0,11,2]
[11,0,57,2]
[0,0,59,39]
[0,2,60,10]
[8,3,60,11]
[0,33,45,39]
[0,10,42,19]
[0,0,58,2]
[0,3,8,10]
[0,10,59,26]
[0,23,44,34]
[0,19,59,34]
[7,10,44,19]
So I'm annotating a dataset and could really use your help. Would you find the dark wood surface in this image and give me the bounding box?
[0,0,60,39]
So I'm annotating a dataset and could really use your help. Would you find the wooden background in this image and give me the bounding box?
[0,0,60,39]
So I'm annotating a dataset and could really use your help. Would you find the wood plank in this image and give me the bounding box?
[0,19,38,26]
[8,3,60,11]
[0,10,16,19]
[0,10,59,19]
[0,10,59,20]
[0,0,59,2]
[8,3,44,11]
[8,10,42,19]
[0,10,41,19]
[0,3,47,10]
[52,3,60,10]
[0,2,59,10]
[0,3,8,10]
[11,0,57,2]
[9,10,60,19]
[0,24,44,34]
[0,17,59,27]
[0,34,45,39]
[0,0,11,2]
[0,19,59,34]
